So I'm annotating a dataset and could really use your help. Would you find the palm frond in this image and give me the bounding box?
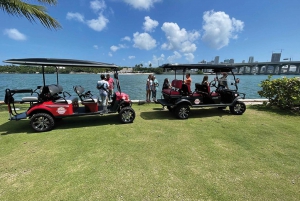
[0,0,61,30]
[37,0,57,6]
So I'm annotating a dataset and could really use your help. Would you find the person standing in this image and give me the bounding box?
[152,76,159,102]
[146,74,152,102]
[106,74,115,101]
[161,78,171,110]
[97,74,109,113]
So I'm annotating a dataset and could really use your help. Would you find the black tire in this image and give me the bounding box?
[230,101,246,115]
[119,106,135,123]
[167,106,174,113]
[30,113,55,132]
[175,104,190,119]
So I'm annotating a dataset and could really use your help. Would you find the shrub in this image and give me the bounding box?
[258,75,300,110]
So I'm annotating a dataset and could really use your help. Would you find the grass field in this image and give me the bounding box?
[0,103,299,200]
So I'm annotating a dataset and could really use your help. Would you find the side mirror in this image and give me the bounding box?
[235,78,240,84]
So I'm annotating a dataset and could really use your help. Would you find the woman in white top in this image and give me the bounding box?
[146,74,153,102]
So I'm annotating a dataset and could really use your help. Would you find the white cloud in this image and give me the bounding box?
[122,36,131,41]
[3,29,27,41]
[66,0,109,32]
[143,16,159,32]
[90,0,106,12]
[110,45,119,52]
[86,14,109,31]
[202,10,244,50]
[119,44,127,49]
[110,44,127,52]
[108,52,113,57]
[66,12,85,22]
[184,53,194,63]
[128,56,135,59]
[133,32,157,50]
[167,51,182,63]
[93,45,98,49]
[161,22,200,53]
[123,0,161,10]
[152,54,165,66]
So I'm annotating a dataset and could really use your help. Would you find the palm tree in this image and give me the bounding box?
[0,0,61,30]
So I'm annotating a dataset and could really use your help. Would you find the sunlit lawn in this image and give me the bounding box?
[0,103,299,200]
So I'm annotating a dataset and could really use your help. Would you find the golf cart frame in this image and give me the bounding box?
[157,63,246,119]
[4,58,135,132]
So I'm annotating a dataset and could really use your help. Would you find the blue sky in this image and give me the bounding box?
[1,0,300,67]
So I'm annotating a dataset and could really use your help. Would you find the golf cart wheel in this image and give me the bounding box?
[119,106,135,123]
[30,113,55,132]
[175,104,190,119]
[230,101,246,115]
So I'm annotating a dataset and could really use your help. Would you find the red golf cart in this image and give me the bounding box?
[4,58,135,132]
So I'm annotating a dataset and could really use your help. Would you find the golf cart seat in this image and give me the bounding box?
[195,83,210,94]
[162,80,182,96]
[181,83,191,96]
[21,84,78,104]
[47,84,78,104]
[73,85,98,103]
[21,86,44,103]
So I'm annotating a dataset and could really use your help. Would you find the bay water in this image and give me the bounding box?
[0,73,298,101]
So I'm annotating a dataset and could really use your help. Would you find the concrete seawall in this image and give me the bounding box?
[132,99,268,105]
[0,99,269,105]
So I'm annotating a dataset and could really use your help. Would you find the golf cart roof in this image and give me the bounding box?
[160,63,236,72]
[3,58,119,68]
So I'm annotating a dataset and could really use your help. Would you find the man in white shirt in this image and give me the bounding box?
[97,74,109,113]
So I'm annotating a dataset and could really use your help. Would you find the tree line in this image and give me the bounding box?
[0,65,164,74]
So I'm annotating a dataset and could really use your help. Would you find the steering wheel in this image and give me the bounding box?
[209,80,217,88]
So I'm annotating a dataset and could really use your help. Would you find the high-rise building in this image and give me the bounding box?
[248,56,254,63]
[214,56,219,64]
[271,53,281,62]
[224,59,229,63]
[229,59,234,64]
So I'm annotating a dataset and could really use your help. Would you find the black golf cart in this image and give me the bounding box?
[3,58,135,132]
[157,63,246,119]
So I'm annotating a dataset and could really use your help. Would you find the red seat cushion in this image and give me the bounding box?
[162,88,180,95]
[170,90,180,95]
[171,80,182,89]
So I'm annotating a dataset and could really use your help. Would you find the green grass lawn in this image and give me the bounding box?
[0,103,299,200]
